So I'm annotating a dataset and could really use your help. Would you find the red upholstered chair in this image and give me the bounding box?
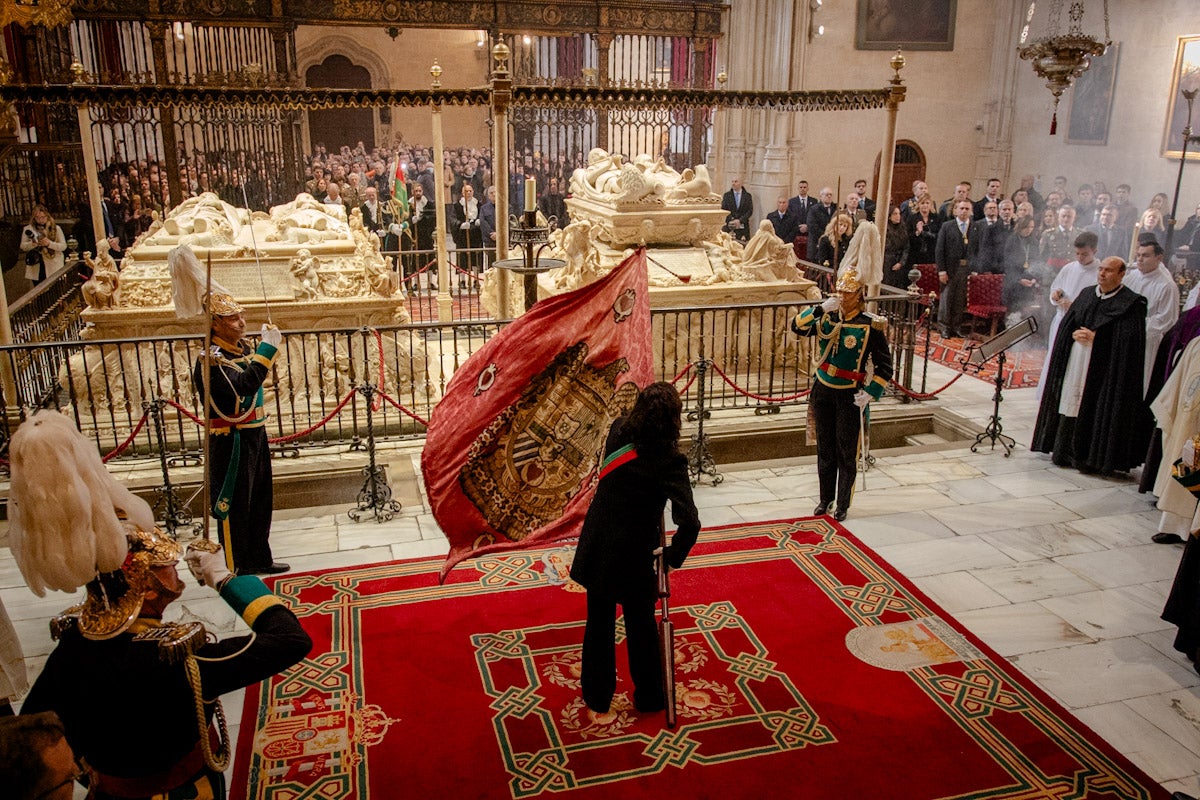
[965,272,1007,338]
[913,263,940,303]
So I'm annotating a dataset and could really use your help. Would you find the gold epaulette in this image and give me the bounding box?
[131,621,209,664]
[867,314,889,332]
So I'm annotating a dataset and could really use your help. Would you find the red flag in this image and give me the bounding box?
[424,249,653,580]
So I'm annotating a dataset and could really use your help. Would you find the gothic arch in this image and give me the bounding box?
[296,35,390,91]
[297,36,391,154]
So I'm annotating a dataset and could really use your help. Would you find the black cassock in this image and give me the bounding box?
[1031,284,1152,474]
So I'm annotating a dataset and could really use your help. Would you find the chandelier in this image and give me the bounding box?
[1018,0,1111,134]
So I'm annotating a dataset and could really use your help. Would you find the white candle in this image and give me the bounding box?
[525,177,536,213]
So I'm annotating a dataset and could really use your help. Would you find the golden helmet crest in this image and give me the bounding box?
[207,292,244,317]
[77,529,183,640]
[835,267,865,294]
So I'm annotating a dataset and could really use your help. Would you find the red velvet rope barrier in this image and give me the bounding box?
[451,264,483,281]
[101,409,150,463]
[888,372,965,400]
[165,391,360,444]
[376,390,431,427]
[708,362,812,403]
[399,260,438,284]
[164,398,203,426]
[268,389,359,444]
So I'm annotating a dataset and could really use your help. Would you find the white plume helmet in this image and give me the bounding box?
[8,411,155,596]
[839,219,883,289]
[168,244,232,318]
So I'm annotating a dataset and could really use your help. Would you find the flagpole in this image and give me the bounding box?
[431,61,452,323]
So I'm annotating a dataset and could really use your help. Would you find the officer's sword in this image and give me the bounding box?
[859,402,871,490]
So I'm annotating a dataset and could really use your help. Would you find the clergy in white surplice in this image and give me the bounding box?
[1125,238,1180,393]
[1036,232,1099,400]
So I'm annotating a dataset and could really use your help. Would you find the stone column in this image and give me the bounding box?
[430,62,452,323]
[973,0,1023,188]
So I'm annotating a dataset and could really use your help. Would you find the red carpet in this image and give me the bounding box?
[232,518,1169,799]
[916,327,1046,389]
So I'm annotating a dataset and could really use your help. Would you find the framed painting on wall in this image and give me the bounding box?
[1162,35,1200,161]
[855,0,956,51]
[1066,43,1120,146]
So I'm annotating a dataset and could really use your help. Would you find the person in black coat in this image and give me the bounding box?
[767,196,799,243]
[936,200,975,337]
[882,206,911,289]
[906,194,940,268]
[1031,257,1151,474]
[570,382,701,715]
[806,187,838,262]
[721,178,753,242]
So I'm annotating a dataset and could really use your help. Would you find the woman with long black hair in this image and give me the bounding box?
[570,382,701,715]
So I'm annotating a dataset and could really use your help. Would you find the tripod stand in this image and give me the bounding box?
[970,350,1015,456]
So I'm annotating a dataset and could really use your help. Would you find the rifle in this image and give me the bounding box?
[657,511,677,728]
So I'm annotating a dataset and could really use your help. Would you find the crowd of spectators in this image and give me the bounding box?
[769,173,1200,334]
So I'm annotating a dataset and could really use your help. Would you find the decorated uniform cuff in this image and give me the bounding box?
[253,341,278,367]
[866,374,888,400]
[220,575,285,627]
[791,307,818,334]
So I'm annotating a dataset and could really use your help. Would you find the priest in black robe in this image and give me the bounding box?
[1163,442,1200,673]
[1031,256,1151,474]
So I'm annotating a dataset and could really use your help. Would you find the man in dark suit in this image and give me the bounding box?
[767,196,799,243]
[806,186,838,262]
[360,186,400,272]
[936,199,975,337]
[900,179,928,222]
[973,178,1003,221]
[969,199,1009,275]
[786,180,816,225]
[452,184,483,286]
[1087,204,1130,260]
[854,179,876,221]
[538,176,569,226]
[408,182,437,291]
[786,179,817,258]
[939,182,973,223]
[722,177,754,242]
[480,186,497,270]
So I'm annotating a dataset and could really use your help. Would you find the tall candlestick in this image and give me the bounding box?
[525,177,536,213]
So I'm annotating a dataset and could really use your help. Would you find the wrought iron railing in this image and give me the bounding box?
[0,291,924,466]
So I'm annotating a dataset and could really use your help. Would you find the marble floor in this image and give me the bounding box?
[6,357,1200,797]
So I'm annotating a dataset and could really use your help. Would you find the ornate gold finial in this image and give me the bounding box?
[491,40,510,75]
[717,70,728,86]
[0,59,12,86]
[890,49,906,82]
[430,60,442,90]
[70,60,86,85]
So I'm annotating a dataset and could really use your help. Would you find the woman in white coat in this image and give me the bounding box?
[19,204,67,285]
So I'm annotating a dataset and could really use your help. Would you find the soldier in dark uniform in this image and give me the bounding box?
[8,411,312,800]
[570,383,702,716]
[791,267,893,521]
[192,293,288,575]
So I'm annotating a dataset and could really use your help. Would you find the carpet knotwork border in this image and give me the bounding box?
[231,517,1169,800]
